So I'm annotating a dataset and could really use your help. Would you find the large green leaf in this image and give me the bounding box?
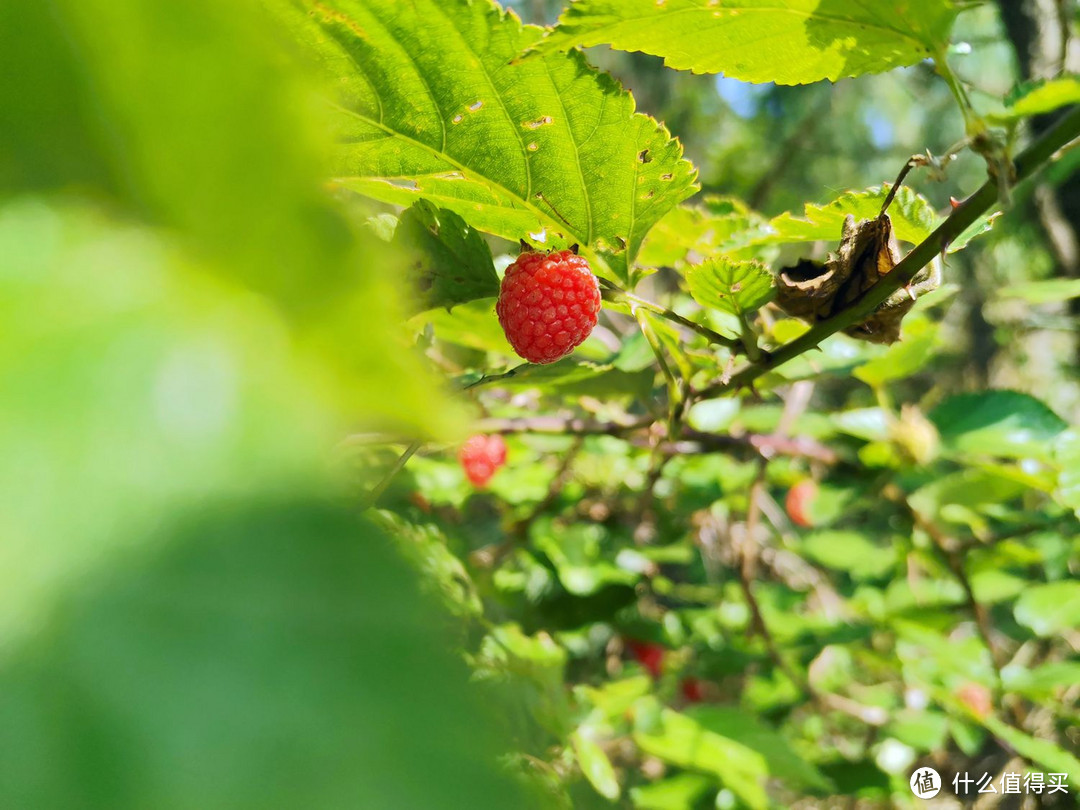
[539,0,961,84]
[638,196,770,268]
[571,728,621,800]
[391,200,499,312]
[1014,581,1080,637]
[929,391,1068,462]
[0,502,537,809]
[270,0,697,284]
[686,258,775,317]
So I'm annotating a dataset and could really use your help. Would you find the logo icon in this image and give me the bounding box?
[911,767,942,799]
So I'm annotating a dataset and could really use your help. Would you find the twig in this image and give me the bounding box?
[600,280,742,351]
[360,441,421,511]
[698,105,1080,400]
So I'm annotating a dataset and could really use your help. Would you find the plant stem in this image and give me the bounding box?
[699,105,1080,400]
[360,441,421,511]
[600,281,742,351]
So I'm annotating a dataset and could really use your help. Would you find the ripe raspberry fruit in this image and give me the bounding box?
[680,677,705,703]
[459,434,507,488]
[626,639,665,679]
[496,248,601,364]
[785,479,817,528]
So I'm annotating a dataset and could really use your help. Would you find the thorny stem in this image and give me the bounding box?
[698,104,1080,400]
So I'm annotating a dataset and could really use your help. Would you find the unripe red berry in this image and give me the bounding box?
[785,479,817,528]
[459,434,507,488]
[496,248,601,364]
[626,639,665,679]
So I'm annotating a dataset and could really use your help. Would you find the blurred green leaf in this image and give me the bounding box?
[929,390,1068,461]
[992,76,1080,122]
[268,0,697,283]
[538,0,960,84]
[392,200,499,312]
[995,277,1080,304]
[0,502,538,809]
[638,196,770,267]
[1014,581,1080,637]
[802,531,896,580]
[982,716,1080,781]
[571,729,621,800]
[853,318,939,386]
[634,706,768,810]
[690,706,833,792]
[1056,430,1080,518]
[629,773,713,809]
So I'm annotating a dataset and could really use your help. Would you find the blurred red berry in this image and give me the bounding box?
[956,682,992,718]
[680,677,705,703]
[458,434,508,488]
[626,639,665,678]
[785,479,817,528]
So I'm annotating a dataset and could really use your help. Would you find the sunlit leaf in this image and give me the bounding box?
[538,0,960,84]
[269,0,697,284]
[1014,581,1080,637]
[571,729,620,800]
[686,258,775,317]
[991,76,1080,123]
[929,390,1068,462]
[996,277,1080,304]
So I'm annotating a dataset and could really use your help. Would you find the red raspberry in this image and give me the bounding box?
[680,677,705,703]
[785,479,817,528]
[626,639,665,679]
[496,248,601,364]
[459,434,507,488]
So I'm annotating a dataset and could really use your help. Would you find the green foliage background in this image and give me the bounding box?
[2,0,1079,808]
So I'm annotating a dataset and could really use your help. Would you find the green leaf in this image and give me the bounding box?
[393,200,498,312]
[686,258,775,317]
[996,277,1080,304]
[638,196,770,268]
[411,297,515,354]
[853,318,940,386]
[538,0,960,84]
[801,531,896,580]
[689,706,833,793]
[533,521,638,596]
[991,76,1080,123]
[270,0,697,284]
[0,502,538,809]
[571,729,621,800]
[982,715,1080,781]
[1014,581,1080,637]
[629,773,714,810]
[764,185,939,246]
[929,391,1068,462]
[634,707,768,810]
[1055,430,1080,518]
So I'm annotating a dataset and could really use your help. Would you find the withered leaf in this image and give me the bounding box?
[776,213,934,344]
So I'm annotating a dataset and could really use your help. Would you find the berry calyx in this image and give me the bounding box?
[459,434,507,488]
[496,247,601,364]
[785,479,817,528]
[626,639,665,679]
